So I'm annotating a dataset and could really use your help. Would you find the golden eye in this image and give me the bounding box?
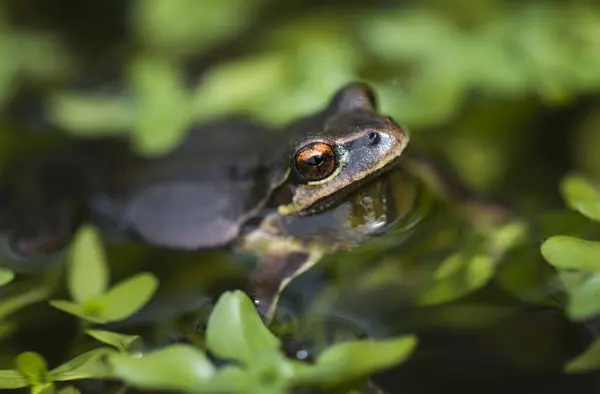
[294,142,336,181]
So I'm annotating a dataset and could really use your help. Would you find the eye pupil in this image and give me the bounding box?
[306,155,324,166]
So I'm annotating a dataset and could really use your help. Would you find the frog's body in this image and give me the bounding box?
[1,83,509,321]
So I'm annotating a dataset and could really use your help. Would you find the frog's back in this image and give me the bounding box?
[90,118,288,250]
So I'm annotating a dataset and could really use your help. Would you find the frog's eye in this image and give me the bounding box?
[293,142,337,182]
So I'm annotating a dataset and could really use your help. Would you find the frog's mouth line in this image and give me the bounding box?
[299,155,404,216]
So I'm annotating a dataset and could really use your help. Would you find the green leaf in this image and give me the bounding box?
[130,56,192,157]
[96,272,159,322]
[51,273,158,324]
[16,352,52,386]
[433,252,466,279]
[192,54,287,120]
[541,236,600,271]
[245,351,296,393]
[51,348,115,381]
[31,383,55,394]
[488,221,528,252]
[0,268,14,287]
[109,345,215,391]
[16,352,48,377]
[466,254,495,287]
[294,336,417,387]
[209,366,248,392]
[48,300,106,324]
[420,254,494,306]
[58,386,81,394]
[561,174,600,222]
[86,330,143,353]
[133,0,256,53]
[48,93,134,135]
[0,286,50,321]
[206,290,280,364]
[566,274,600,321]
[68,226,109,304]
[565,337,600,373]
[0,370,27,389]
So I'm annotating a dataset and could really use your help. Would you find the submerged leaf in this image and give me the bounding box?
[68,226,109,304]
[206,290,280,365]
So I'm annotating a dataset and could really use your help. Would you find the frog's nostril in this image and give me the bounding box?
[368,131,380,145]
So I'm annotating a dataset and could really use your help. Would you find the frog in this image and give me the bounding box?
[0,82,512,322]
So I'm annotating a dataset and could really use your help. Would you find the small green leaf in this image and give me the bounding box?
[206,290,280,364]
[565,337,600,373]
[420,254,494,306]
[68,226,109,304]
[433,252,466,279]
[561,174,600,222]
[130,56,192,156]
[48,93,135,134]
[466,254,495,287]
[86,330,142,353]
[559,270,590,296]
[109,345,215,391]
[566,274,600,321]
[31,383,55,394]
[16,352,52,386]
[0,370,27,389]
[0,287,50,321]
[0,269,14,287]
[58,386,81,394]
[489,221,528,252]
[246,351,296,393]
[51,348,115,381]
[96,272,158,322]
[209,366,248,392]
[48,300,106,324]
[541,236,600,271]
[294,336,417,387]
[16,352,48,377]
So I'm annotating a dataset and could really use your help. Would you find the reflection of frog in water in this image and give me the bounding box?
[0,82,514,322]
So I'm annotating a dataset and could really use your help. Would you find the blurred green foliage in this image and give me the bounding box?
[0,231,416,393]
[2,0,600,392]
[542,174,600,374]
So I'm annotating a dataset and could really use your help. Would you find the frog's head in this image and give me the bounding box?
[278,82,410,215]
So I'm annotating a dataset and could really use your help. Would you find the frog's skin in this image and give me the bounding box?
[0,82,510,321]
